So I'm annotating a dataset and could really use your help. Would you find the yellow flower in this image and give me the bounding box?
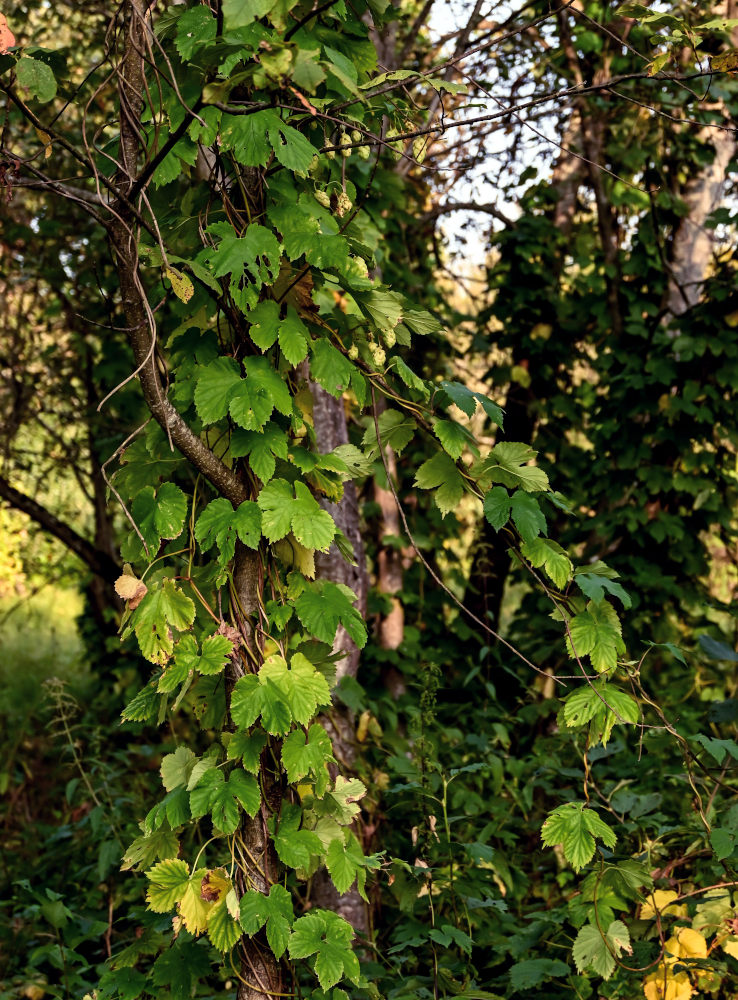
[640,890,688,921]
[643,967,693,1000]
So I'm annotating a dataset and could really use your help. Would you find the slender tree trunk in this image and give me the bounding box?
[309,381,370,934]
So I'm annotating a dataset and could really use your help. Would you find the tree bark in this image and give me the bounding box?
[309,382,370,934]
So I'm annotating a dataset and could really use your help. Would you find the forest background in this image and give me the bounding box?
[3,1,738,999]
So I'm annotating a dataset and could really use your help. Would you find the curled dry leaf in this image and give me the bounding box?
[115,573,148,609]
[216,621,241,645]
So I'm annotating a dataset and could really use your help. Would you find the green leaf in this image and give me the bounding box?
[483,486,511,531]
[294,580,367,648]
[240,884,294,960]
[509,490,546,544]
[292,482,336,550]
[362,407,416,456]
[577,572,632,609]
[128,580,196,664]
[150,943,211,1000]
[711,827,737,861]
[160,747,197,792]
[483,441,548,492]
[122,828,180,872]
[173,633,234,678]
[195,498,262,564]
[231,355,293,429]
[226,729,266,772]
[326,831,366,895]
[694,734,738,765]
[414,452,465,517]
[508,959,570,991]
[257,478,295,542]
[273,803,324,868]
[267,119,318,173]
[145,858,191,911]
[194,356,242,425]
[573,920,631,980]
[281,723,334,783]
[223,0,275,29]
[206,223,281,308]
[131,483,188,553]
[432,418,472,460]
[439,380,503,425]
[288,910,358,990]
[16,56,57,103]
[257,479,335,551]
[247,299,280,350]
[231,422,288,482]
[541,802,617,872]
[310,339,354,398]
[175,6,216,60]
[567,600,625,672]
[520,537,572,589]
[206,893,242,952]
[563,683,639,746]
[220,111,272,166]
[278,308,310,365]
[189,768,260,833]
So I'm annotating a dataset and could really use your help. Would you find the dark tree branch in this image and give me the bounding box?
[0,474,120,582]
[108,0,248,509]
[419,199,513,226]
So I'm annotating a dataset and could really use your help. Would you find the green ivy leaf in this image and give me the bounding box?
[432,418,473,460]
[541,802,617,871]
[231,422,288,482]
[273,803,324,869]
[194,497,262,566]
[240,883,294,959]
[226,730,267,772]
[281,723,334,783]
[128,580,196,664]
[573,921,631,980]
[294,580,367,648]
[567,600,625,672]
[310,339,354,398]
[288,910,359,990]
[189,768,261,833]
[160,747,197,792]
[145,858,192,911]
[414,452,465,517]
[326,830,366,895]
[520,537,572,589]
[482,441,548,492]
[16,56,57,103]
[257,479,336,551]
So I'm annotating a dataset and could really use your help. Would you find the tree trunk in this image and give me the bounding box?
[309,381,370,935]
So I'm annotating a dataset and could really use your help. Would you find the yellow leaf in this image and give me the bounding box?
[641,889,687,921]
[722,934,738,959]
[34,127,52,158]
[164,266,194,303]
[273,535,315,577]
[711,51,738,73]
[643,967,694,1000]
[674,926,707,959]
[179,879,210,934]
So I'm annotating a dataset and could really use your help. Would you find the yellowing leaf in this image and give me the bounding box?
[640,889,687,921]
[165,266,194,303]
[643,967,693,1000]
[674,926,707,959]
[34,127,52,158]
[179,878,210,934]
